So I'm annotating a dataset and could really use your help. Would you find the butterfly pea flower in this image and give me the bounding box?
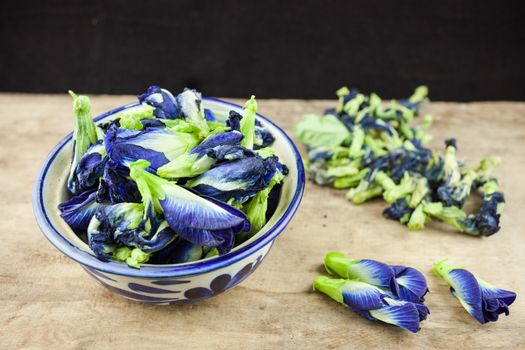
[424,154,445,190]
[67,91,99,194]
[346,179,383,204]
[459,181,505,237]
[186,155,279,204]
[398,85,429,112]
[323,252,399,294]
[438,139,461,190]
[335,86,360,114]
[254,124,275,149]
[359,116,395,136]
[175,88,209,136]
[438,169,478,208]
[149,237,209,264]
[364,135,387,157]
[156,131,248,179]
[242,170,285,238]
[58,189,106,230]
[68,141,108,194]
[375,171,416,204]
[418,201,466,231]
[391,265,429,305]
[409,177,429,208]
[407,203,428,230]
[138,86,179,119]
[104,124,200,171]
[128,160,250,254]
[113,220,177,255]
[96,160,141,204]
[433,259,516,324]
[87,202,145,259]
[313,276,422,333]
[472,157,501,187]
[323,252,430,320]
[383,198,413,224]
[342,93,366,117]
[386,141,431,182]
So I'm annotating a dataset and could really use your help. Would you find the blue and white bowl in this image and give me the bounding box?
[33,97,305,304]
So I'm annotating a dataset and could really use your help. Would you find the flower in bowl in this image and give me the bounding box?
[33,87,304,304]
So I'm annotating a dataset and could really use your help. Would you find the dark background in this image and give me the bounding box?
[1,1,524,100]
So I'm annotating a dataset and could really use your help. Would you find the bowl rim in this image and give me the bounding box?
[33,97,305,278]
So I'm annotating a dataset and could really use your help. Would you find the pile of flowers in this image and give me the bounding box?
[294,87,504,236]
[59,87,287,267]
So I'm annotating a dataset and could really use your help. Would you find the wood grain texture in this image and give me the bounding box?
[0,94,524,350]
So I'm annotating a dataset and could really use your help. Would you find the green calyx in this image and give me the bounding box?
[117,105,154,130]
[67,90,98,190]
[244,170,285,235]
[382,172,416,204]
[128,159,171,220]
[409,85,429,104]
[312,276,345,304]
[423,202,466,231]
[333,168,369,189]
[240,95,258,149]
[433,258,464,280]
[157,153,213,179]
[407,203,427,230]
[409,177,429,208]
[348,126,365,158]
[323,251,361,279]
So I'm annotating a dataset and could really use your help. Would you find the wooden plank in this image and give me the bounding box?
[0,94,524,349]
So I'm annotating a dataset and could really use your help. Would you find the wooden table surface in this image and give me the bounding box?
[1,94,524,349]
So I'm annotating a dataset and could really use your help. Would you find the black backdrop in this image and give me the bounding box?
[1,1,524,100]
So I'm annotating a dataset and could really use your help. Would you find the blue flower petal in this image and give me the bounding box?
[204,108,216,121]
[138,86,180,119]
[383,199,413,222]
[369,298,421,333]
[226,111,242,131]
[96,160,141,204]
[391,265,429,303]
[104,125,198,170]
[187,156,278,203]
[347,259,399,297]
[58,189,104,230]
[414,302,430,321]
[113,221,177,253]
[68,141,107,194]
[477,278,517,323]
[175,88,208,133]
[150,238,205,264]
[190,131,244,158]
[140,118,169,129]
[160,185,250,253]
[341,280,384,311]
[447,269,485,323]
[87,203,144,259]
[254,125,275,149]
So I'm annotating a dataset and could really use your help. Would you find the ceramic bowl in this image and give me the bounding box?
[33,97,304,304]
